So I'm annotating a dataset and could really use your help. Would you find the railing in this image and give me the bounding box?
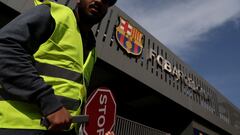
[113,116,170,135]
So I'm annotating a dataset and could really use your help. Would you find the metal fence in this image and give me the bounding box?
[113,116,170,135]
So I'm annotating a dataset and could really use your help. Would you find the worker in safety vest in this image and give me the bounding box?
[0,0,116,135]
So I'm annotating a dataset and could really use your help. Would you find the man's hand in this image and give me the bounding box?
[105,131,115,135]
[46,107,72,131]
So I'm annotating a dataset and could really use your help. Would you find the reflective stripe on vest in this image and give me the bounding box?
[35,62,83,84]
[0,91,80,111]
[0,1,96,130]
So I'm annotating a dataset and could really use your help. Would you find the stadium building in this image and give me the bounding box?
[0,0,240,134]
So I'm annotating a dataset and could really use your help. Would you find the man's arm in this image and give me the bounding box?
[0,4,62,117]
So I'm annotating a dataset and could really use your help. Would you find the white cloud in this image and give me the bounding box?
[117,0,240,56]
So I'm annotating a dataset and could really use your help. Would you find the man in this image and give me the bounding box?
[0,0,116,134]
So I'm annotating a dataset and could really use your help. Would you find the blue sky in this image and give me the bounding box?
[116,0,240,109]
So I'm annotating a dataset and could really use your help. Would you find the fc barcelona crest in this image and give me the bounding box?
[116,17,144,56]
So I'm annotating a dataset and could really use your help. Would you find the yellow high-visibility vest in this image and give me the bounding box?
[0,1,96,130]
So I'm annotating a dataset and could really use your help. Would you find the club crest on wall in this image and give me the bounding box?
[116,17,144,56]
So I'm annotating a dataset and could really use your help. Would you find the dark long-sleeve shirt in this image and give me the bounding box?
[0,4,61,116]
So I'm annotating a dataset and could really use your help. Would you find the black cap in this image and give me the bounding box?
[108,0,117,6]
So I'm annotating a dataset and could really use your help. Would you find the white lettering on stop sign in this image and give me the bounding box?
[97,94,107,135]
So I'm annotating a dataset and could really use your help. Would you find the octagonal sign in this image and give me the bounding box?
[83,87,117,135]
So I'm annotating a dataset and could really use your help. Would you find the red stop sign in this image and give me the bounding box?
[83,87,117,135]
